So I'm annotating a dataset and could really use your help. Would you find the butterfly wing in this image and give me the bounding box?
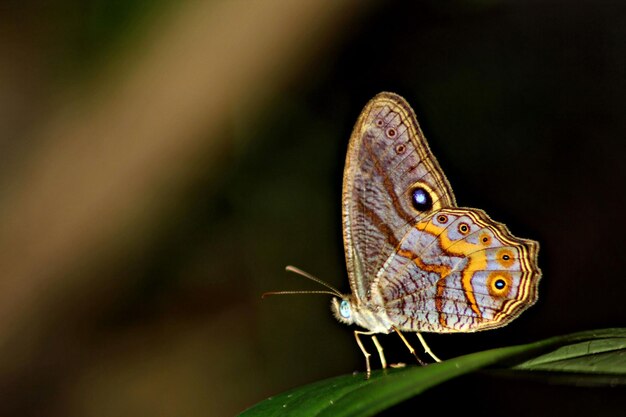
[379,208,541,332]
[342,92,456,302]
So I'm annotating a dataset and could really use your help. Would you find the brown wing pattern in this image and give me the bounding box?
[342,92,456,301]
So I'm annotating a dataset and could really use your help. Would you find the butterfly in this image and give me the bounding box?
[266,92,541,374]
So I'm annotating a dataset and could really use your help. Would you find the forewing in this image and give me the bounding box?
[342,92,456,301]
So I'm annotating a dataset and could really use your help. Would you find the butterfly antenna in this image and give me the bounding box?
[261,266,343,298]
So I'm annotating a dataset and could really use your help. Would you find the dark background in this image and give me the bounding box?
[0,1,624,416]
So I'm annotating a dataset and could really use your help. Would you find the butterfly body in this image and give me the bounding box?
[336,92,541,343]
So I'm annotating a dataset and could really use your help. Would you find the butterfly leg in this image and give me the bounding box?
[392,327,426,366]
[416,332,442,363]
[370,335,387,369]
[354,330,376,375]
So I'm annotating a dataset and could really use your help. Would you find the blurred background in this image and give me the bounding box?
[0,0,624,416]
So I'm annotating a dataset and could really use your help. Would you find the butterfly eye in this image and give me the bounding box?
[375,119,384,127]
[411,187,433,211]
[494,279,506,290]
[458,223,470,234]
[395,144,406,154]
[339,300,351,319]
[386,127,397,138]
[437,215,448,224]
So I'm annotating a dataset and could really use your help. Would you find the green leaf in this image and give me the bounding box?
[513,331,626,374]
[239,329,626,417]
